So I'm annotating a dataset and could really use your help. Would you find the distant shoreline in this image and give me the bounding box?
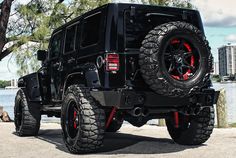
[212,81,236,84]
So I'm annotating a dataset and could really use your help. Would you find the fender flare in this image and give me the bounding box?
[17,73,42,102]
[62,63,101,98]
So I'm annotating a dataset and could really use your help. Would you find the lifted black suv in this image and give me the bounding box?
[14,3,218,154]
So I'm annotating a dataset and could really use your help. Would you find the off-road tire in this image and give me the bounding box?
[139,21,212,97]
[165,107,214,145]
[61,85,105,154]
[14,89,41,136]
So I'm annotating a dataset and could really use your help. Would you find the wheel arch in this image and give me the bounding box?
[17,73,43,102]
[62,63,101,99]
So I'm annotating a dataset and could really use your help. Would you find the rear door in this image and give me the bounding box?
[48,31,64,101]
[62,23,78,80]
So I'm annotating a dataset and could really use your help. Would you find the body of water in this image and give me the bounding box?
[0,83,235,123]
[0,89,17,120]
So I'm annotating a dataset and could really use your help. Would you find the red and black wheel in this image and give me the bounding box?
[64,100,79,140]
[163,38,200,81]
[61,85,105,154]
[139,21,212,97]
[14,89,41,136]
[165,107,214,145]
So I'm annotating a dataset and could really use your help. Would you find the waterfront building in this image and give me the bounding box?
[218,44,236,76]
[213,62,219,75]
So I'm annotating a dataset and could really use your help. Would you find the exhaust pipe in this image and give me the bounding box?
[142,108,149,117]
[131,107,142,117]
[130,107,149,117]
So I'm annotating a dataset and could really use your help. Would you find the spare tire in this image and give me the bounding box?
[139,21,212,97]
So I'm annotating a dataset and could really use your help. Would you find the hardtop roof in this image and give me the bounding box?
[52,3,197,35]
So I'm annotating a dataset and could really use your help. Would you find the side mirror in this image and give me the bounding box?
[37,50,47,61]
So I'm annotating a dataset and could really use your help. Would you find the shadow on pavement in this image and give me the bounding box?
[35,128,203,155]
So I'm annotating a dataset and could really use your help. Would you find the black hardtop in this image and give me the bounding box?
[52,3,199,35]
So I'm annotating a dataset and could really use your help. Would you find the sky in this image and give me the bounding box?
[1,0,236,80]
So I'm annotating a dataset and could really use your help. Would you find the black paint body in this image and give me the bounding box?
[17,3,217,116]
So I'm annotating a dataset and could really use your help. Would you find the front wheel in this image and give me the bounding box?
[14,89,41,136]
[61,85,105,154]
[165,107,214,145]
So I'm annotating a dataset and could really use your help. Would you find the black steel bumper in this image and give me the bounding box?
[90,88,219,109]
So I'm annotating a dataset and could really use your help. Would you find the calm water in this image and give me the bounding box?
[0,83,236,123]
[0,89,59,122]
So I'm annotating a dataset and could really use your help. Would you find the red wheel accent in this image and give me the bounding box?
[73,110,77,129]
[167,39,197,81]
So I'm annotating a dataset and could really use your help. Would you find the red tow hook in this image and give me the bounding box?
[105,107,117,129]
[174,112,179,128]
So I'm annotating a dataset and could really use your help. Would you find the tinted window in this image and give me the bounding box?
[81,13,102,47]
[65,25,76,53]
[125,10,182,49]
[50,32,62,58]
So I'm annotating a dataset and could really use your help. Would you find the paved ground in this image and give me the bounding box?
[0,123,236,158]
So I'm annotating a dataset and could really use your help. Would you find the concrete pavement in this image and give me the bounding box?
[0,123,236,158]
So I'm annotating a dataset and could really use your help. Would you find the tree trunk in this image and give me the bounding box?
[216,88,228,128]
[0,0,14,60]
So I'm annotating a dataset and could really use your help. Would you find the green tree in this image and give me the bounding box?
[0,0,14,60]
[7,0,109,77]
[0,80,11,88]
[2,0,192,77]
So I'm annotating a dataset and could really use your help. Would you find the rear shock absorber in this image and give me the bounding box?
[105,107,117,129]
[174,112,179,128]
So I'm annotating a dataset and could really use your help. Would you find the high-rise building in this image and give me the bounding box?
[213,62,219,75]
[218,44,236,76]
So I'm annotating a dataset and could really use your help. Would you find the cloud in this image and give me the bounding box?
[225,34,236,43]
[192,0,236,27]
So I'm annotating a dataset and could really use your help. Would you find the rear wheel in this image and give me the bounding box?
[61,85,105,154]
[165,107,214,145]
[14,89,41,136]
[139,21,212,97]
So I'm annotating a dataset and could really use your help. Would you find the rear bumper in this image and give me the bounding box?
[90,88,219,109]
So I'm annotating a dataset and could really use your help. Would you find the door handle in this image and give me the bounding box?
[68,58,75,64]
[53,62,61,68]
[53,62,63,71]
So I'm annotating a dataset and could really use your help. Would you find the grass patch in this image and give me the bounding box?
[229,123,236,128]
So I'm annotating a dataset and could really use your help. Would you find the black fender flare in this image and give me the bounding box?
[62,63,101,98]
[83,63,101,87]
[17,73,42,102]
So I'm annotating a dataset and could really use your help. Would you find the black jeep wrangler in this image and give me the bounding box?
[14,3,218,154]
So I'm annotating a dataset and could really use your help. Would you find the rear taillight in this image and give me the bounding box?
[105,53,119,72]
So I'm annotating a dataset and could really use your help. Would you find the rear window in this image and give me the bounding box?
[125,10,183,49]
[81,12,102,47]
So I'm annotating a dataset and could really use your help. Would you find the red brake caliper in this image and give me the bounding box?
[105,107,117,129]
[73,110,77,129]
